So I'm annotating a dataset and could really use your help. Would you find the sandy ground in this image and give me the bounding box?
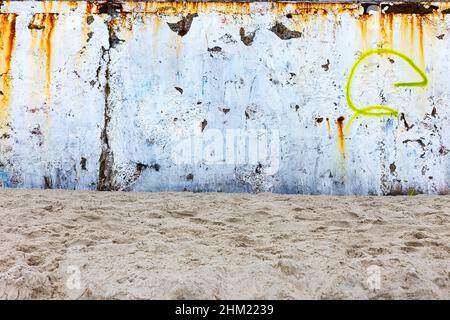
[0,189,448,300]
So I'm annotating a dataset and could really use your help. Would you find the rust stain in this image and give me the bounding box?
[358,14,371,51]
[410,15,415,52]
[399,14,409,51]
[379,14,394,48]
[118,12,133,31]
[11,1,450,17]
[325,117,331,139]
[136,1,251,15]
[417,16,425,67]
[272,2,357,17]
[336,116,345,159]
[67,1,79,11]
[29,13,57,130]
[0,13,16,135]
[151,15,161,56]
[86,2,95,15]
[43,14,57,124]
[42,0,53,13]
[119,1,362,16]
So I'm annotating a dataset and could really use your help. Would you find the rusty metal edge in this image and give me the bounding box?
[0,0,447,3]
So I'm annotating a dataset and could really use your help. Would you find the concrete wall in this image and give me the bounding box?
[0,1,449,194]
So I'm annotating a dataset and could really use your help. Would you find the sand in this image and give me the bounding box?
[0,189,448,300]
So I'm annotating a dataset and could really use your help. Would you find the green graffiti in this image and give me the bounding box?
[345,48,428,133]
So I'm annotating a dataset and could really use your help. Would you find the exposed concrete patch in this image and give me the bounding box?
[167,13,198,37]
[239,27,256,46]
[269,22,302,40]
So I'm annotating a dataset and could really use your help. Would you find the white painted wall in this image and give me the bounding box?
[0,1,449,194]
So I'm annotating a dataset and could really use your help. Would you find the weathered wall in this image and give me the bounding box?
[0,1,449,194]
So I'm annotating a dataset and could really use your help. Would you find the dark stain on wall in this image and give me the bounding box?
[174,86,183,94]
[97,2,123,15]
[389,162,396,173]
[321,59,330,71]
[381,3,439,15]
[80,157,87,170]
[431,107,437,117]
[403,138,426,150]
[200,119,208,132]
[43,176,52,189]
[400,113,414,131]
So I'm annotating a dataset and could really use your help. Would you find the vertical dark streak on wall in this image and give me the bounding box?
[97,1,121,191]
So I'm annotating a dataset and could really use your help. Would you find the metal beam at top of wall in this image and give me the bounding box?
[0,0,444,3]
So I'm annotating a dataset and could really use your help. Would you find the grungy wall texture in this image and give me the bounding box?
[0,1,449,195]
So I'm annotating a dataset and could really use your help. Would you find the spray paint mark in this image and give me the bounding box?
[345,48,428,133]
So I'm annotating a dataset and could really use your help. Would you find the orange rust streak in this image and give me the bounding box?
[43,1,53,13]
[0,13,17,134]
[86,2,96,15]
[271,2,357,16]
[127,1,359,15]
[30,13,57,128]
[410,15,415,52]
[138,1,251,15]
[417,16,425,67]
[44,14,57,125]
[336,116,345,159]
[67,1,78,10]
[387,14,394,47]
[358,15,369,51]
[379,14,394,48]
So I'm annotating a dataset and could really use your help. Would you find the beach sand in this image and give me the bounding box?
[0,189,448,299]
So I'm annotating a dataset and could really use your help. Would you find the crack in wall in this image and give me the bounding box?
[97,1,123,191]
